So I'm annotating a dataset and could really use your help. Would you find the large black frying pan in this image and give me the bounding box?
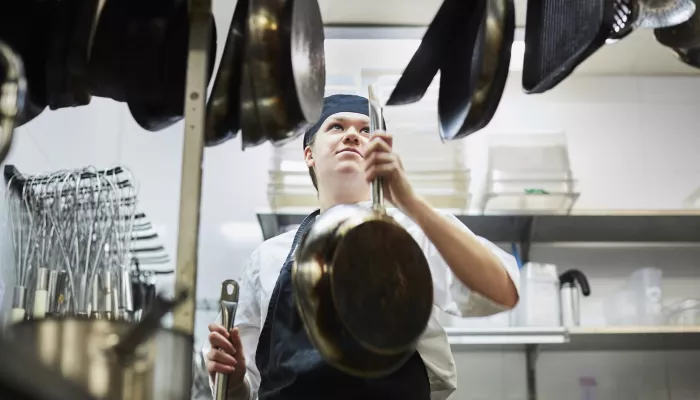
[204,0,249,147]
[437,0,488,140]
[522,0,618,94]
[241,0,326,149]
[385,0,469,106]
[89,0,217,132]
[45,0,99,110]
[439,0,514,140]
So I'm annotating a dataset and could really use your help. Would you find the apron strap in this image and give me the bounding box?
[283,209,320,266]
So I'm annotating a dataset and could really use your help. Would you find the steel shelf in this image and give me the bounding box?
[446,326,700,352]
[256,209,700,243]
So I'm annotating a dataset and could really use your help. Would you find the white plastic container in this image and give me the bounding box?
[514,263,561,327]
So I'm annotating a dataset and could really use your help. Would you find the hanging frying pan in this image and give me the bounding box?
[241,0,325,149]
[0,40,26,163]
[88,0,217,132]
[437,0,487,140]
[522,0,618,94]
[440,0,515,140]
[204,0,249,147]
[0,1,48,126]
[384,0,467,106]
[655,0,700,48]
[125,0,217,131]
[45,0,99,110]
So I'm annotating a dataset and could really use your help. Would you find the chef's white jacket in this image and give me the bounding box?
[203,204,520,400]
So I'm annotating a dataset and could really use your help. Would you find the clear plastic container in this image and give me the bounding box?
[481,133,579,214]
[514,263,561,327]
[665,299,700,326]
[628,267,664,326]
[604,267,664,326]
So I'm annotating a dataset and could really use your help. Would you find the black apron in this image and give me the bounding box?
[256,211,432,400]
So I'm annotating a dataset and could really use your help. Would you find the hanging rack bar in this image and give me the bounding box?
[172,0,212,335]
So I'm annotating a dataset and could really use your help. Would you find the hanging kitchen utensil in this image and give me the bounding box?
[205,0,249,146]
[215,280,239,400]
[609,0,640,41]
[635,0,695,29]
[9,291,191,399]
[0,40,26,164]
[559,269,591,327]
[655,0,700,47]
[241,0,325,149]
[441,0,515,140]
[88,0,217,131]
[522,0,618,93]
[292,84,433,378]
[384,0,468,106]
[0,1,48,126]
[437,0,487,140]
[45,0,99,110]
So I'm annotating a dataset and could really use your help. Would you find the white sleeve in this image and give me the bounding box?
[201,249,262,400]
[421,213,521,318]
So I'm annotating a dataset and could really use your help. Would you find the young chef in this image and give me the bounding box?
[203,94,520,400]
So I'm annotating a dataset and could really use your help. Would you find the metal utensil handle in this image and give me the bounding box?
[216,279,240,400]
[111,290,188,362]
[368,84,385,210]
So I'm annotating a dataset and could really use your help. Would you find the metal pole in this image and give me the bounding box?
[172,0,212,335]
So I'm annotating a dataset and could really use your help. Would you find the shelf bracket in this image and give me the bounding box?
[519,217,534,263]
[525,344,539,400]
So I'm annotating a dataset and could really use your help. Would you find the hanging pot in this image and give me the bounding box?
[8,292,191,400]
[292,85,433,378]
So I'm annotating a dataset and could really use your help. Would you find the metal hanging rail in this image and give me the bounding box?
[172,0,212,336]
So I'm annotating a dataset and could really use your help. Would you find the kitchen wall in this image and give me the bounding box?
[2,35,700,399]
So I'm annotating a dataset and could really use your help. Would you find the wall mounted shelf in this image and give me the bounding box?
[257,209,700,243]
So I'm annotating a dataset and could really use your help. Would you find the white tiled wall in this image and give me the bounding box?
[2,69,700,399]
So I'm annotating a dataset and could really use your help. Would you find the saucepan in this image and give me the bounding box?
[292,84,434,378]
[0,39,26,164]
[8,292,192,400]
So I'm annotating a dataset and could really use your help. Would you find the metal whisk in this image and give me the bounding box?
[5,165,140,321]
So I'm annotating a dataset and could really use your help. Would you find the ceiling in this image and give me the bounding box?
[317,0,700,76]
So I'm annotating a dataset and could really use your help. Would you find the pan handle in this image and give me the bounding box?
[0,40,26,164]
[368,84,385,211]
[215,279,240,400]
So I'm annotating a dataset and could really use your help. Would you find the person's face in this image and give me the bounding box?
[304,112,371,185]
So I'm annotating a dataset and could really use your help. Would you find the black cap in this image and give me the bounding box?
[302,94,370,149]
